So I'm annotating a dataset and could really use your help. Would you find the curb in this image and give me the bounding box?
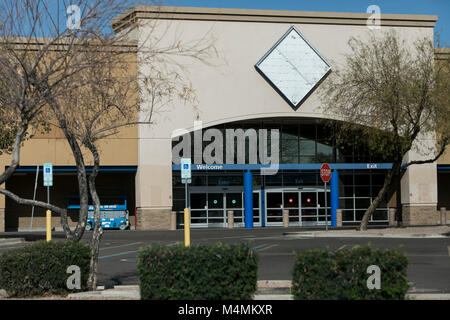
[254,294,293,300]
[0,238,25,247]
[4,286,450,300]
[283,232,449,239]
[405,293,450,300]
[68,290,140,299]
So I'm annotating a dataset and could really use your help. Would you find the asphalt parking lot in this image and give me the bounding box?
[1,227,449,293]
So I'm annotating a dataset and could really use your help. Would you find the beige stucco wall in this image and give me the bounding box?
[438,149,450,164]
[0,126,138,231]
[0,50,138,231]
[138,20,434,137]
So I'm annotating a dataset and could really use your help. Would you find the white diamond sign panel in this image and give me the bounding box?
[255,26,331,110]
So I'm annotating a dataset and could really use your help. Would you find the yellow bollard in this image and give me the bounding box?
[46,210,52,242]
[184,208,190,247]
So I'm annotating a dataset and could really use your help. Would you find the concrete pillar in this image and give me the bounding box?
[0,208,4,233]
[170,211,177,230]
[336,209,342,227]
[389,208,396,226]
[135,138,173,230]
[227,210,234,229]
[401,136,439,226]
[440,207,447,225]
[282,209,289,228]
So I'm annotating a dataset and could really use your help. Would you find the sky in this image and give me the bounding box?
[165,0,450,46]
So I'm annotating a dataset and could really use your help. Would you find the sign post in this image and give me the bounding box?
[43,163,53,242]
[320,163,331,231]
[181,158,192,247]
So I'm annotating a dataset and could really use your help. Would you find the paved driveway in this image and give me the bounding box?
[81,228,450,293]
[1,228,449,293]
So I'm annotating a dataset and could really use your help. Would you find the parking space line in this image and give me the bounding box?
[256,244,278,251]
[99,250,139,260]
[252,243,268,251]
[100,242,143,251]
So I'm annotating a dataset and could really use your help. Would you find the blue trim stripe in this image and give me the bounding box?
[13,166,137,172]
[172,163,393,171]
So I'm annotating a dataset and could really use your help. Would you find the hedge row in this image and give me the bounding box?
[0,241,91,297]
[137,243,258,300]
[0,240,409,300]
[291,246,409,300]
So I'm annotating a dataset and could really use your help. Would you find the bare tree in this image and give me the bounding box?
[41,10,218,289]
[0,0,146,240]
[320,30,450,230]
[0,0,219,289]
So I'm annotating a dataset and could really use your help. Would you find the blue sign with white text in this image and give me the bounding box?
[43,163,53,187]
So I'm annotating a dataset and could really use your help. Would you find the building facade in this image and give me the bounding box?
[0,6,449,231]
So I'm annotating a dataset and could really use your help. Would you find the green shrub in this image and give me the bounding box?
[0,240,91,297]
[138,243,258,300]
[291,245,409,300]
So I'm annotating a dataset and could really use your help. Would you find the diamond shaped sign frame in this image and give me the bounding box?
[255,26,332,111]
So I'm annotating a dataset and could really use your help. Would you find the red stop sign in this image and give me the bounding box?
[320,163,331,183]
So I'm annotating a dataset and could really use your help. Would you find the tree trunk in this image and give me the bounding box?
[48,99,89,241]
[86,141,103,291]
[0,122,29,185]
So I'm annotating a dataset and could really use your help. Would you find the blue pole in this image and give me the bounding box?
[331,170,339,227]
[261,186,265,227]
[244,170,253,228]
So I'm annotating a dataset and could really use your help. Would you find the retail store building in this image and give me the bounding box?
[0,6,449,231]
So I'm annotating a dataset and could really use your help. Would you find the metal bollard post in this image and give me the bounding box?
[170,211,177,230]
[336,209,342,227]
[440,207,447,225]
[389,208,396,226]
[282,209,289,228]
[46,210,52,242]
[184,208,190,247]
[227,210,234,229]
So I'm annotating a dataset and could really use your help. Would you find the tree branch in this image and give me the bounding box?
[0,187,67,216]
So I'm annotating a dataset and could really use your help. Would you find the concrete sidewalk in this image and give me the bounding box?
[0,238,25,246]
[284,225,450,239]
[3,282,450,300]
[65,282,450,300]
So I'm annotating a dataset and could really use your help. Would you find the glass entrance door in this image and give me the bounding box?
[301,191,318,225]
[226,192,243,227]
[265,188,330,227]
[266,191,283,226]
[208,192,224,227]
[189,187,261,228]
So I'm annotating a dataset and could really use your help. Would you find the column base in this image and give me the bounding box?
[0,208,4,232]
[136,208,172,230]
[401,205,440,226]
